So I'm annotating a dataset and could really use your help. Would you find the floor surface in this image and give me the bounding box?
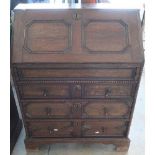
[11,72,145,155]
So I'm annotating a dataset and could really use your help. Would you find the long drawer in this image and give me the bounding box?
[18,82,135,99]
[15,67,138,81]
[26,119,128,138]
[23,99,131,119]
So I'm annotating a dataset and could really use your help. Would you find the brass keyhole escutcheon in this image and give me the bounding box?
[105,88,112,97]
[73,13,80,20]
[95,130,100,134]
[102,107,108,116]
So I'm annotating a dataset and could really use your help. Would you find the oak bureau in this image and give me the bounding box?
[11,3,144,151]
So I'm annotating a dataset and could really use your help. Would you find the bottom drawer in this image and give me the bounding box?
[26,120,128,138]
[27,120,76,138]
[81,120,128,137]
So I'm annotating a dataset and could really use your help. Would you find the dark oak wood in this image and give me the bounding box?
[11,3,144,152]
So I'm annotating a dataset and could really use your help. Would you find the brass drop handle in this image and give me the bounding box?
[48,127,53,134]
[45,107,52,116]
[105,88,112,97]
[43,89,48,97]
[94,130,100,134]
[53,128,59,132]
[48,127,59,135]
[103,107,108,116]
[94,127,104,134]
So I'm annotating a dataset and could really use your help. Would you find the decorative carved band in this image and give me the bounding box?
[17,80,137,85]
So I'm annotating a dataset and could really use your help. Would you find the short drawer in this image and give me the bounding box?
[18,83,84,99]
[27,120,76,138]
[81,120,128,137]
[84,83,135,98]
[23,100,81,119]
[18,84,70,99]
[82,99,131,119]
[15,67,137,81]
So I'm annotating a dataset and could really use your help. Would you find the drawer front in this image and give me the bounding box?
[27,120,77,138]
[84,83,134,98]
[18,83,82,99]
[19,84,70,98]
[18,82,134,99]
[15,67,137,81]
[19,84,70,99]
[82,120,128,137]
[23,100,81,119]
[82,100,131,118]
[23,99,131,119]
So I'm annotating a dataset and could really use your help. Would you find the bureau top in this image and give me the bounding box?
[12,3,144,64]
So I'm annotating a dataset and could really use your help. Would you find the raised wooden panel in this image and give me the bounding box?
[82,120,128,137]
[82,100,131,118]
[82,20,129,53]
[23,100,81,119]
[24,20,71,53]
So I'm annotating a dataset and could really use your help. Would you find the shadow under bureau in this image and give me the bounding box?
[11,3,144,151]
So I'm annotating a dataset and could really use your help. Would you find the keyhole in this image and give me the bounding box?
[76,13,78,20]
[74,13,80,20]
